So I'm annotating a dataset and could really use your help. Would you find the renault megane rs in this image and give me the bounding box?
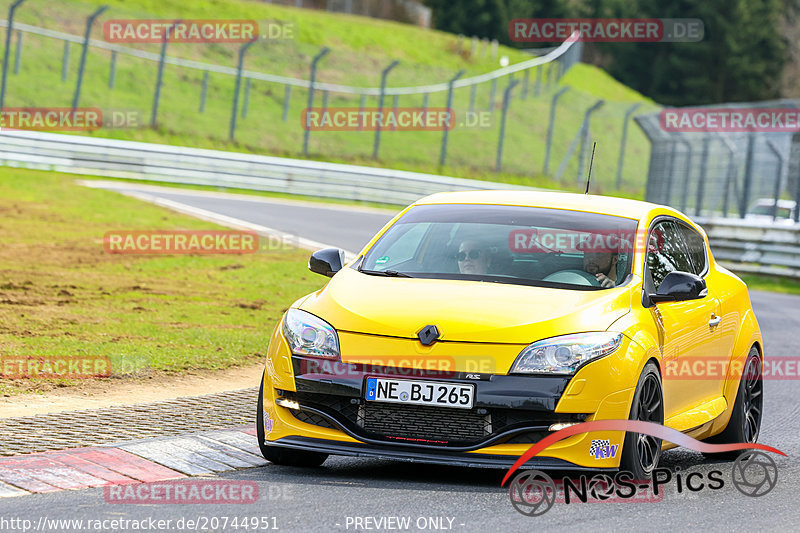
[256,191,763,478]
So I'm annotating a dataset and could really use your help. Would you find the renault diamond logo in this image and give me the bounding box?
[417,325,440,345]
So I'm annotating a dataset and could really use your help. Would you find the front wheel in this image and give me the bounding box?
[256,373,328,467]
[703,347,763,459]
[620,361,664,479]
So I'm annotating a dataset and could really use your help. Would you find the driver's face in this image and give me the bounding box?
[458,242,489,274]
[583,252,613,275]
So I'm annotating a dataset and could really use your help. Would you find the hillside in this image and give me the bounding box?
[3,0,658,195]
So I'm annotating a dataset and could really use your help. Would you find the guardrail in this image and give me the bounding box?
[3,129,796,278]
[0,130,536,205]
[696,217,800,280]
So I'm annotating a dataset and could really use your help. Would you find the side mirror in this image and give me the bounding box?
[651,271,707,303]
[309,248,346,278]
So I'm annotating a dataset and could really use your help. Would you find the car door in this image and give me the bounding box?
[645,219,722,420]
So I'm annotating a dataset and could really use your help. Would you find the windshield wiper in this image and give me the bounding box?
[359,269,414,278]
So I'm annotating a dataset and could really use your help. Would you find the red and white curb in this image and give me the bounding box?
[0,426,265,498]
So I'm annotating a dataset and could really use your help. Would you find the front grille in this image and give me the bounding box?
[503,431,550,444]
[283,390,584,447]
[359,402,490,443]
[292,409,336,429]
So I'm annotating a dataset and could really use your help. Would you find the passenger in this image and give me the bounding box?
[583,251,619,288]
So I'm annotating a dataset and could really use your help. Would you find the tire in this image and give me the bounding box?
[620,361,664,479]
[703,346,763,460]
[256,373,328,467]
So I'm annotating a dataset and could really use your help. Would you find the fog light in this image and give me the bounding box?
[549,422,579,431]
[276,398,300,410]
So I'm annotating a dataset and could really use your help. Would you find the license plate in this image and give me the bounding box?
[365,377,475,409]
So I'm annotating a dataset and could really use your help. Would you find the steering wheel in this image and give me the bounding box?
[543,269,601,287]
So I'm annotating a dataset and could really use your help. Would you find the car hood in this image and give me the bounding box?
[299,268,632,344]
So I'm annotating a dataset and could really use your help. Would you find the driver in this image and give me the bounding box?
[583,251,619,288]
[457,240,491,275]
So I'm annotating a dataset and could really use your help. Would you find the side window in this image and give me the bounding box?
[646,221,693,289]
[678,224,707,276]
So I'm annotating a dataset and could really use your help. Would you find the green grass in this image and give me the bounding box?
[0,168,326,394]
[1,0,658,197]
[739,274,800,296]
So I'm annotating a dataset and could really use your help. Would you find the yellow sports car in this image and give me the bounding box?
[256,191,763,478]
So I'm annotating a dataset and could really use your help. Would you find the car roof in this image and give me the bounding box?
[413,190,667,221]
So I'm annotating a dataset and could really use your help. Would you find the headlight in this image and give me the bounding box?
[510,332,623,375]
[282,309,340,359]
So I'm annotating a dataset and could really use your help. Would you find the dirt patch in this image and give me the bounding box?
[0,362,264,418]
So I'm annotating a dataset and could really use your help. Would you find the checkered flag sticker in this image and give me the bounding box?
[589,439,610,456]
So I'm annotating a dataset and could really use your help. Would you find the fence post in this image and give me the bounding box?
[616,102,642,189]
[534,66,542,97]
[108,50,116,88]
[521,69,529,100]
[543,86,569,175]
[678,140,693,213]
[469,84,476,114]
[151,20,180,128]
[795,161,800,223]
[199,71,209,113]
[439,70,464,167]
[61,40,69,82]
[372,59,399,160]
[720,136,737,218]
[694,136,710,216]
[13,31,22,74]
[321,90,329,114]
[358,93,366,131]
[577,100,605,182]
[1,0,27,110]
[303,47,331,156]
[471,36,478,58]
[242,78,251,118]
[282,84,291,122]
[740,134,756,218]
[229,39,256,141]
[766,140,785,222]
[662,140,677,205]
[496,78,520,172]
[72,5,108,111]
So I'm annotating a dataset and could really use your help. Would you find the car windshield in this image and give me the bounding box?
[360,204,639,290]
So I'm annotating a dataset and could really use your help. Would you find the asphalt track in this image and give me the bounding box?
[1,183,798,532]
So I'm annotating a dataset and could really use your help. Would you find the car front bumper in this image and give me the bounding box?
[261,324,639,470]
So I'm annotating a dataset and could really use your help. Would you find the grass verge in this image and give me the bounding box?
[739,274,800,296]
[0,168,325,395]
